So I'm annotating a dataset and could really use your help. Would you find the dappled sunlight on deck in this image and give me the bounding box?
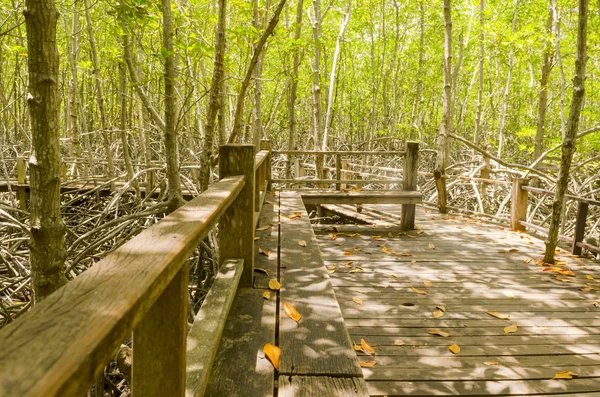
[314,204,600,396]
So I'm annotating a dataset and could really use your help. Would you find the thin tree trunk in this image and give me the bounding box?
[497,0,519,158]
[309,0,324,178]
[119,63,136,191]
[434,0,453,214]
[543,0,588,264]
[411,0,425,140]
[533,2,554,162]
[200,0,226,191]
[84,0,116,183]
[553,0,567,139]
[227,0,287,144]
[162,0,185,210]
[286,0,303,178]
[322,5,351,150]
[473,0,484,145]
[24,0,68,301]
[251,0,266,149]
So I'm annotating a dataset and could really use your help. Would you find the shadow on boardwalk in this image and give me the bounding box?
[315,204,600,396]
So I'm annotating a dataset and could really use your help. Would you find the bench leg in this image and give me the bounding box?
[401,203,415,230]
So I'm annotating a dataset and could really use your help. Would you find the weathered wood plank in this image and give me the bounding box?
[134,265,189,397]
[366,378,600,396]
[301,190,422,206]
[0,176,245,397]
[347,325,600,337]
[278,193,362,377]
[254,193,279,289]
[219,145,255,288]
[204,288,276,397]
[278,376,369,397]
[400,141,419,230]
[364,365,600,382]
[186,259,243,397]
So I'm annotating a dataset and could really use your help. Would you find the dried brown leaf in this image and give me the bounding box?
[428,329,451,337]
[359,361,376,368]
[449,343,460,354]
[263,290,271,300]
[361,339,376,355]
[284,302,301,323]
[298,240,307,247]
[504,323,518,334]
[411,286,428,295]
[352,297,364,305]
[264,343,280,370]
[487,311,510,320]
[268,279,281,291]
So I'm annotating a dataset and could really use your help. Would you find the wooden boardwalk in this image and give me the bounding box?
[314,204,600,396]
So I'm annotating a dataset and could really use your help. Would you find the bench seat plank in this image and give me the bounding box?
[278,193,363,377]
[301,190,422,205]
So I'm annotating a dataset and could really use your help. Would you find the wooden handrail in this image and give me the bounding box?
[521,185,600,206]
[273,150,406,156]
[254,149,270,171]
[0,176,246,397]
[272,178,403,185]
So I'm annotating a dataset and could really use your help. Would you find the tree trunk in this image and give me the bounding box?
[286,0,303,178]
[251,0,266,150]
[162,0,185,211]
[227,0,287,144]
[84,0,116,183]
[497,0,519,158]
[200,0,226,191]
[309,0,324,178]
[543,0,588,264]
[322,5,351,150]
[434,0,453,214]
[24,0,68,301]
[119,63,136,190]
[533,2,554,164]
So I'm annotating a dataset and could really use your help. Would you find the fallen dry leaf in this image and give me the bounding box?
[428,330,451,337]
[254,268,269,275]
[484,361,500,366]
[394,340,406,346]
[263,290,271,300]
[449,343,460,354]
[256,225,271,231]
[298,240,307,247]
[353,247,362,251]
[354,343,363,352]
[428,242,436,249]
[254,237,260,241]
[359,361,376,368]
[553,370,578,380]
[436,305,446,312]
[411,286,428,295]
[423,281,433,287]
[345,233,359,238]
[344,251,354,256]
[372,235,382,239]
[388,232,393,238]
[361,339,376,355]
[390,273,399,279]
[258,248,270,257]
[268,279,281,291]
[284,302,301,323]
[264,343,280,370]
[349,269,361,274]
[504,323,518,334]
[487,311,511,320]
[594,301,599,308]
[587,275,595,281]
[433,309,444,318]
[352,297,364,305]
[343,261,353,266]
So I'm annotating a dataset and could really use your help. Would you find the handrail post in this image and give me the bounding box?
[510,178,528,231]
[260,139,272,191]
[401,141,419,230]
[341,159,349,190]
[219,144,255,287]
[16,157,27,210]
[335,154,342,190]
[133,265,188,397]
[572,201,589,256]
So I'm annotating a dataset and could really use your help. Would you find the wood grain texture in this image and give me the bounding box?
[254,192,279,289]
[186,259,243,397]
[219,145,255,287]
[0,176,244,397]
[279,376,369,397]
[278,192,362,377]
[315,205,600,396]
[204,288,276,397]
[301,190,422,205]
[133,265,189,397]
[401,141,419,230]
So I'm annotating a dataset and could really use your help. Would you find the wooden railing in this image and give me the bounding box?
[511,180,600,256]
[0,143,270,397]
[271,144,413,190]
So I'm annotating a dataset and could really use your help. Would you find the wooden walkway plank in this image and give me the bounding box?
[311,205,600,396]
[279,376,369,397]
[278,192,363,377]
[253,192,279,289]
[204,288,276,397]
